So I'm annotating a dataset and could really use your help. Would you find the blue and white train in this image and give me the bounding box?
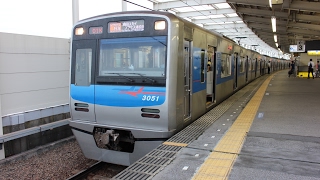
[69,11,286,166]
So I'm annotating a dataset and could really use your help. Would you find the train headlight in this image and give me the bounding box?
[155,21,166,30]
[75,27,84,35]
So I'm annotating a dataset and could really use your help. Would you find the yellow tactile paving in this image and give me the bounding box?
[162,141,188,147]
[192,174,226,180]
[198,166,230,176]
[192,152,237,180]
[192,75,273,180]
[214,144,243,154]
[208,152,236,159]
[221,134,245,141]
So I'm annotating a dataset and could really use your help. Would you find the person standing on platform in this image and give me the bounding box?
[307,59,315,79]
[315,60,320,78]
[267,61,271,74]
[289,61,295,77]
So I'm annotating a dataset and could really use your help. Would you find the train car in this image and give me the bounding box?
[69,11,284,166]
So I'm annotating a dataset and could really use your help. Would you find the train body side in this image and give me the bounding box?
[69,11,287,166]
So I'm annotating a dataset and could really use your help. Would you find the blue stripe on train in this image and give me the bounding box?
[70,85,166,107]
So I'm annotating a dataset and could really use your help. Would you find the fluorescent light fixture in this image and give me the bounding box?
[175,6,195,12]
[269,0,272,7]
[193,16,207,20]
[274,34,277,42]
[208,14,225,19]
[214,3,231,9]
[275,42,279,47]
[226,13,238,17]
[271,16,276,32]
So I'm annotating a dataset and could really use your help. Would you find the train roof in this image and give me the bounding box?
[79,10,175,22]
[78,11,224,37]
[77,10,241,48]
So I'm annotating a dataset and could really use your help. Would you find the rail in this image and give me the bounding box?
[66,161,105,180]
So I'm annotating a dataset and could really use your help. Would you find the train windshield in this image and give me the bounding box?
[99,36,167,77]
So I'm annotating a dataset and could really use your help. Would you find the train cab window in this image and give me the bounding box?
[75,49,92,86]
[98,36,167,78]
[221,54,231,78]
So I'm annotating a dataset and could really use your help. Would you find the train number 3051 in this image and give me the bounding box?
[142,95,160,101]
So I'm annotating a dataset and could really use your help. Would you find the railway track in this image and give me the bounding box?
[66,161,126,180]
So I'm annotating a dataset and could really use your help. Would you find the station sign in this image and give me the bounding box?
[289,45,305,52]
[307,50,320,55]
[297,40,305,52]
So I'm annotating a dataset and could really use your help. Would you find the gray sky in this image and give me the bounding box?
[0,0,153,38]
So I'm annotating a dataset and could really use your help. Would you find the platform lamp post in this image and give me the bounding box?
[122,0,127,11]
[0,95,3,159]
[72,0,79,26]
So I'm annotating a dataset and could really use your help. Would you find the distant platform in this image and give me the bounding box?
[113,70,320,180]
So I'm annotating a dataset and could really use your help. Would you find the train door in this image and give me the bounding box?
[206,45,216,106]
[183,40,191,121]
[70,40,96,122]
[260,60,262,75]
[254,58,257,78]
[233,53,238,90]
[245,56,248,82]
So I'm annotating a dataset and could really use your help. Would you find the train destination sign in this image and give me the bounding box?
[109,20,144,33]
[89,26,103,34]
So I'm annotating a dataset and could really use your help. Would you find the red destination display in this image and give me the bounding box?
[89,27,103,34]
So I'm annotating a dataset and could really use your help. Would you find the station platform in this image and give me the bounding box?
[113,70,320,180]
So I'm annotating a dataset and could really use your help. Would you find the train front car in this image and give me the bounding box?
[69,12,176,166]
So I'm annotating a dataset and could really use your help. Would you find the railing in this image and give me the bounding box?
[0,119,69,150]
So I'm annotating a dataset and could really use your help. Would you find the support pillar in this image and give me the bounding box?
[122,0,127,11]
[0,92,5,159]
[72,0,79,26]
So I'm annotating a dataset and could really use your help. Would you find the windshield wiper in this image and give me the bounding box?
[104,73,135,82]
[125,73,157,83]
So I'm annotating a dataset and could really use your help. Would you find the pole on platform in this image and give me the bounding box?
[122,0,127,11]
[72,0,79,26]
[0,95,5,159]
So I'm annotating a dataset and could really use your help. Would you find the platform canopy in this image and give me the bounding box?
[148,0,320,58]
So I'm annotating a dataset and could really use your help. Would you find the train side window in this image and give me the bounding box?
[227,55,231,76]
[240,57,245,73]
[201,49,205,83]
[221,54,231,78]
[75,49,92,86]
[252,59,255,70]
